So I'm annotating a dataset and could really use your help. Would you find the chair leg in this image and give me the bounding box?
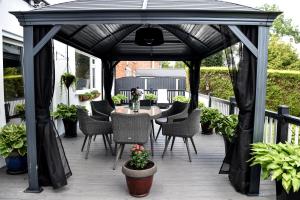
[155,126,162,141]
[105,134,114,155]
[185,138,192,162]
[150,130,154,157]
[170,137,176,151]
[85,136,92,159]
[93,135,97,141]
[81,135,88,152]
[162,136,171,158]
[151,120,155,140]
[113,144,123,170]
[190,137,197,154]
[102,134,108,150]
[114,142,117,156]
[119,144,125,159]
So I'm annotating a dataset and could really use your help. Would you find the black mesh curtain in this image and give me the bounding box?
[187,60,201,112]
[219,25,258,194]
[103,59,114,108]
[34,26,72,189]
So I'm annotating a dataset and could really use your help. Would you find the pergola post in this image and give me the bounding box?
[23,26,41,193]
[248,25,270,195]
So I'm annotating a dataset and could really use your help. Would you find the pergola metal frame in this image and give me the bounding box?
[12,1,280,196]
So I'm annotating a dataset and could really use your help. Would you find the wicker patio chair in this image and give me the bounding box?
[161,109,201,162]
[77,107,113,159]
[111,112,152,170]
[90,100,114,121]
[154,101,189,141]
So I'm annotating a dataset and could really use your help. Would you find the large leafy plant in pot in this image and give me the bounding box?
[172,95,190,103]
[122,144,157,197]
[249,143,300,200]
[53,103,78,138]
[0,123,27,174]
[200,107,221,135]
[145,93,157,105]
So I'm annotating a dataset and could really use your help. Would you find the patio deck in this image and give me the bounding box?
[0,124,275,200]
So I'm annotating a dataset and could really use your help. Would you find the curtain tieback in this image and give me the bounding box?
[36,108,51,123]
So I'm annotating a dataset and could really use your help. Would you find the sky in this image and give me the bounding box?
[46,0,300,28]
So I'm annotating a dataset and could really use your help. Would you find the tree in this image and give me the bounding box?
[161,61,171,68]
[202,51,224,67]
[174,61,186,68]
[268,36,300,70]
[260,4,300,43]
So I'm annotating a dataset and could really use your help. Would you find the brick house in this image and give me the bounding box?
[116,61,160,79]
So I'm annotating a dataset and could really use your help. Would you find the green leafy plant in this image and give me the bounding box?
[129,144,150,169]
[116,93,127,102]
[172,95,190,103]
[144,93,157,101]
[249,143,300,193]
[200,107,222,126]
[53,103,77,122]
[15,103,25,121]
[79,90,100,101]
[60,72,76,89]
[213,114,238,142]
[198,102,205,108]
[112,96,121,105]
[0,123,27,158]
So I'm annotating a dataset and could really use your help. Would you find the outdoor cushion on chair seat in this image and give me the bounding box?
[155,117,167,125]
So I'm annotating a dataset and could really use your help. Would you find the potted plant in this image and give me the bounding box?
[79,92,93,102]
[122,144,157,197]
[91,90,101,99]
[249,143,300,200]
[116,93,127,105]
[53,103,78,137]
[15,103,25,121]
[212,114,238,153]
[145,93,157,105]
[0,123,27,174]
[200,107,221,135]
[60,72,76,105]
[112,95,122,105]
[172,95,190,103]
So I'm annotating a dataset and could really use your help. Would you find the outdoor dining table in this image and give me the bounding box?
[113,105,162,120]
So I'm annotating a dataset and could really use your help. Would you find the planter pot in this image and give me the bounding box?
[276,181,300,200]
[5,154,27,175]
[79,95,90,102]
[122,160,157,197]
[201,122,213,135]
[223,137,231,154]
[63,119,77,138]
[62,76,75,88]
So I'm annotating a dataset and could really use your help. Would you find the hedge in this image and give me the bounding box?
[199,67,300,117]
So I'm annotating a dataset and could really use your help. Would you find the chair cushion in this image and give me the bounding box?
[155,117,167,125]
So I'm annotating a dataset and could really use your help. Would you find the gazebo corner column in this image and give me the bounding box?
[248,25,270,196]
[23,25,41,193]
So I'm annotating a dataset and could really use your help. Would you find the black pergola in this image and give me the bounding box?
[11,0,280,196]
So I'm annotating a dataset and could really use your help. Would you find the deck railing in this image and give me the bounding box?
[5,98,25,122]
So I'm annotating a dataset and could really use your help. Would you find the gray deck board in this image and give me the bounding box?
[0,123,275,200]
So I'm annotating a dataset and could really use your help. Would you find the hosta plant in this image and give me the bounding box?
[144,93,157,101]
[15,103,25,121]
[53,103,77,121]
[249,143,300,193]
[172,95,190,103]
[112,96,122,105]
[0,123,27,158]
[116,93,127,102]
[129,144,150,169]
[200,107,222,127]
[212,114,238,142]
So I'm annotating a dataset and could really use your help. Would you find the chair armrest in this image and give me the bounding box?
[162,120,190,137]
[91,115,109,121]
[85,118,112,135]
[167,106,188,122]
[92,109,110,118]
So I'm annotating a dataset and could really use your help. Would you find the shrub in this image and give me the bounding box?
[144,93,157,101]
[115,93,127,101]
[200,107,222,126]
[172,95,190,103]
[213,114,238,142]
[53,104,77,121]
[112,96,121,105]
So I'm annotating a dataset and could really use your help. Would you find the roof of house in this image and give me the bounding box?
[136,69,186,77]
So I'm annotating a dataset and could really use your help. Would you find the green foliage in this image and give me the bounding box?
[200,107,222,126]
[174,61,186,69]
[3,67,24,101]
[202,51,224,67]
[198,102,205,109]
[0,124,27,158]
[161,61,171,68]
[15,103,25,121]
[116,93,127,101]
[199,67,300,117]
[212,114,238,142]
[268,36,300,70]
[79,90,100,101]
[250,143,300,193]
[260,4,300,43]
[53,103,77,121]
[129,144,150,169]
[112,96,121,105]
[172,95,190,103]
[144,93,157,101]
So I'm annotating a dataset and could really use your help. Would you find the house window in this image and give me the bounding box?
[75,51,90,90]
[3,42,24,101]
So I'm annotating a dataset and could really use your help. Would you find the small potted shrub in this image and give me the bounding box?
[116,93,127,105]
[0,123,27,174]
[15,103,25,121]
[249,143,300,200]
[79,92,93,102]
[172,95,190,103]
[122,144,157,197]
[200,107,221,135]
[212,114,238,153]
[112,95,122,105]
[91,90,101,99]
[145,93,157,105]
[53,103,78,138]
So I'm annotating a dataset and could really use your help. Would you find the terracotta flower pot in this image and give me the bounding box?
[201,122,213,135]
[122,160,157,197]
